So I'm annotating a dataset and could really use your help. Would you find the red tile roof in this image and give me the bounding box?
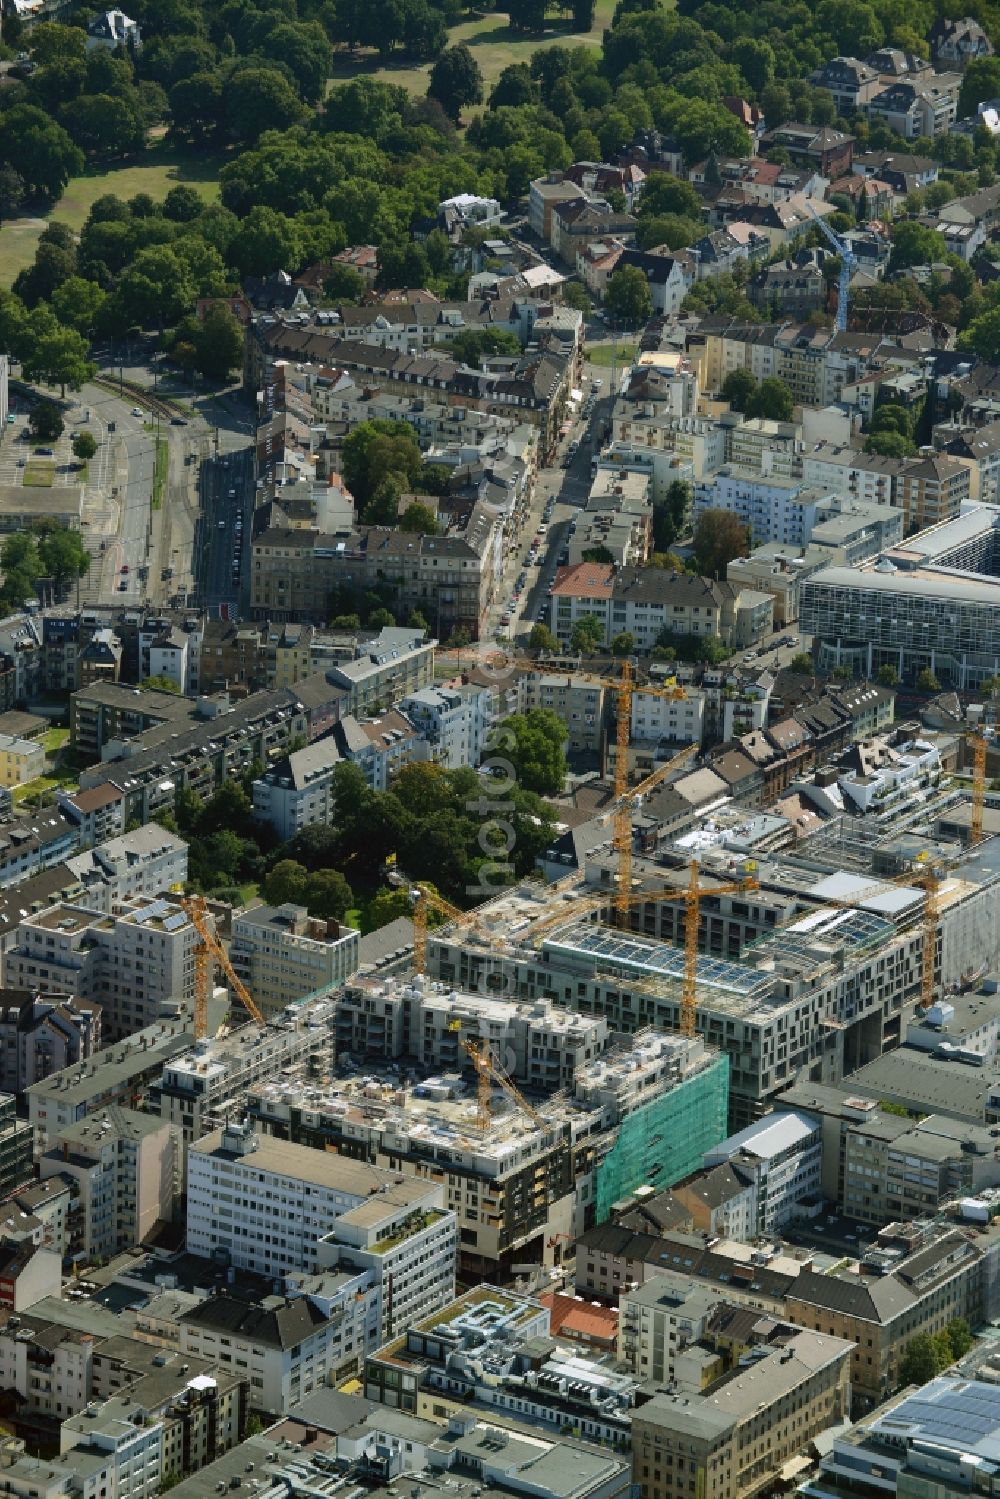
[539,1291,619,1344]
[550,562,614,599]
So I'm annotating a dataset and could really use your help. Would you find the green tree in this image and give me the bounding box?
[224,68,304,144]
[22,323,95,396]
[399,502,439,535]
[428,44,483,123]
[51,275,107,336]
[342,419,422,507]
[368,606,397,628]
[876,664,900,687]
[143,674,180,693]
[489,64,538,109]
[864,430,916,459]
[323,264,366,303]
[0,167,24,226]
[946,1319,973,1361]
[117,244,195,329]
[958,305,1000,363]
[611,631,635,656]
[959,57,1000,119]
[262,858,308,906]
[789,652,814,674]
[582,545,615,564]
[72,431,97,462]
[889,220,948,273]
[446,327,522,367]
[529,623,558,652]
[569,614,606,654]
[502,708,568,795]
[898,1333,948,1387]
[691,509,749,578]
[194,304,244,381]
[38,527,91,591]
[720,368,757,413]
[366,885,413,931]
[605,265,653,326]
[916,667,941,693]
[29,401,64,442]
[745,376,794,422]
[561,281,592,316]
[303,868,353,921]
[0,106,84,200]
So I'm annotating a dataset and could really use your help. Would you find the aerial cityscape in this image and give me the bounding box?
[3,1,1000,1497]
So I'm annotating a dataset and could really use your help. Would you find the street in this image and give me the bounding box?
[197,446,255,618]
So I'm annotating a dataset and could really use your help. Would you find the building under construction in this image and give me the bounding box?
[248,976,727,1280]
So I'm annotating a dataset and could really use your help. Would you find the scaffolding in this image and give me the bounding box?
[593,1052,729,1223]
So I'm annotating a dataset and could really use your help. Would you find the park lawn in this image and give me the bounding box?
[327,0,617,101]
[0,145,225,288]
[22,462,56,487]
[587,341,638,367]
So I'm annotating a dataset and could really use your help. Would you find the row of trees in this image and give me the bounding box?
[0,523,91,610]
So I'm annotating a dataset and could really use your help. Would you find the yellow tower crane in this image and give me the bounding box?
[682,859,758,1036]
[464,1039,547,1132]
[183,894,266,1038]
[969,725,988,848]
[498,655,689,921]
[383,863,465,975]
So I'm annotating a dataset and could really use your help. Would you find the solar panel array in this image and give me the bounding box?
[874,1377,1000,1458]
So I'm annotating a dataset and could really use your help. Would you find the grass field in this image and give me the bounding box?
[0,144,225,287]
[327,0,616,101]
[587,341,637,367]
[22,461,55,487]
[40,727,70,754]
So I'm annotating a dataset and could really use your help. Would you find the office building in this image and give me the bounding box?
[187,1122,456,1342]
[229,904,359,1015]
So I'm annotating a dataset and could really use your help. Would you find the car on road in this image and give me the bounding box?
[119,580,128,591]
[218,520,226,528]
[121,564,129,574]
[170,417,188,426]
[130,407,143,418]
[35,447,54,456]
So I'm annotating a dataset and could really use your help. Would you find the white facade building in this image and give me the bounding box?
[252,738,341,842]
[703,1109,822,1234]
[64,826,188,915]
[398,684,492,770]
[187,1122,456,1343]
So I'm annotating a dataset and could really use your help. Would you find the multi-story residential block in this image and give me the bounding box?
[255,985,727,1274]
[867,73,961,137]
[811,56,882,113]
[55,784,126,849]
[40,1108,178,1259]
[187,1121,456,1342]
[177,1278,374,1411]
[398,684,492,770]
[694,320,880,408]
[632,1327,852,1499]
[931,14,993,66]
[4,896,197,1039]
[0,992,100,1095]
[517,671,607,758]
[331,710,424,790]
[63,825,188,915]
[229,904,359,1016]
[0,735,44,788]
[324,628,435,716]
[155,1001,334,1145]
[0,809,80,890]
[26,1016,193,1154]
[251,738,341,841]
[0,1093,32,1201]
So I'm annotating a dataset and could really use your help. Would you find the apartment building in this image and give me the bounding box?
[398,684,492,770]
[896,452,970,529]
[177,1280,372,1411]
[40,1109,177,1259]
[0,809,80,890]
[517,671,606,758]
[252,738,341,841]
[26,1016,193,1154]
[0,1094,32,1201]
[0,735,44,788]
[63,825,188,916]
[694,319,876,407]
[332,711,424,791]
[4,896,197,1039]
[364,1286,637,1450]
[229,903,360,1015]
[69,683,199,759]
[56,785,126,849]
[325,628,435,716]
[155,1000,335,1144]
[632,1328,852,1499]
[76,689,320,827]
[0,992,100,1095]
[426,879,933,1129]
[187,1122,456,1341]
